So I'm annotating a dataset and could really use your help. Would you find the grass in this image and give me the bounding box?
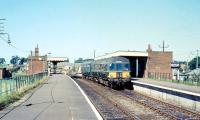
[0,92,21,110]
[0,76,49,110]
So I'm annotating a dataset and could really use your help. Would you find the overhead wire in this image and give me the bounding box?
[0,35,8,44]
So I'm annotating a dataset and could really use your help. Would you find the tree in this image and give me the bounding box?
[19,57,27,65]
[190,71,200,85]
[0,58,5,64]
[188,57,200,70]
[75,58,83,63]
[10,56,20,65]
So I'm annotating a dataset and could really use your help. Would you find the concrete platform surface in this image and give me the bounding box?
[0,74,101,120]
[136,78,200,94]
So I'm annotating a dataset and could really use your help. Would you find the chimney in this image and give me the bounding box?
[35,44,39,57]
[147,44,152,52]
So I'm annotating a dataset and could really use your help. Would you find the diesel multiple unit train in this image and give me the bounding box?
[81,57,133,90]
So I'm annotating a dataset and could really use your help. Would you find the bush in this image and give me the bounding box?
[0,92,21,110]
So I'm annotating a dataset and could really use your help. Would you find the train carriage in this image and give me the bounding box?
[82,57,133,90]
[81,60,94,79]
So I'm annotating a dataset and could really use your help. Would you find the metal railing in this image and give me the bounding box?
[0,72,48,98]
[147,72,200,86]
[147,72,172,80]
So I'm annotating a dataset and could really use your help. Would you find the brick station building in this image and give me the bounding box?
[28,45,48,75]
[95,45,173,80]
[145,45,173,80]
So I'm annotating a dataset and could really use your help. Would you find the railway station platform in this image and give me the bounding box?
[132,78,200,101]
[0,74,102,120]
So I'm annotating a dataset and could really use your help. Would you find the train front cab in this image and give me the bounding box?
[107,62,133,90]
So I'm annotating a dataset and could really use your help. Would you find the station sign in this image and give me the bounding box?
[171,63,180,68]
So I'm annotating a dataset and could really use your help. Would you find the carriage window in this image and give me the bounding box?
[116,63,122,71]
[124,64,130,71]
[109,63,115,71]
[103,64,107,71]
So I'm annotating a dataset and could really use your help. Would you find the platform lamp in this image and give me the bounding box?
[47,52,51,75]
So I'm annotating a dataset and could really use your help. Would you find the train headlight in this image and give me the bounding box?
[110,75,113,78]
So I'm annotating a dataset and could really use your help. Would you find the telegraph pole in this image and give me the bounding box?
[30,51,34,75]
[0,18,11,44]
[197,50,199,69]
[159,40,169,52]
[94,50,96,59]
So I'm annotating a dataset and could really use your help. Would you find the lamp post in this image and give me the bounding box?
[197,50,199,69]
[47,52,51,75]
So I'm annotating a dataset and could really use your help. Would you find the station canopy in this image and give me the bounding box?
[95,51,148,60]
[47,57,69,62]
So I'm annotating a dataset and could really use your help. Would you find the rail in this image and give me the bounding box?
[121,90,200,119]
[147,72,200,86]
[79,77,200,119]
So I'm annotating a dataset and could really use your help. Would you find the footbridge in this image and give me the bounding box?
[47,57,69,74]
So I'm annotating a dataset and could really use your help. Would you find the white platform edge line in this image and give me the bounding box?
[132,81,200,97]
[68,76,103,120]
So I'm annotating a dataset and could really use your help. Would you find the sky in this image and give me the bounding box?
[0,0,200,63]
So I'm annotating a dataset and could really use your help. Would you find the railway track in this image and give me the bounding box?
[75,78,169,120]
[121,90,200,120]
[76,78,200,120]
[75,79,132,119]
[93,87,140,120]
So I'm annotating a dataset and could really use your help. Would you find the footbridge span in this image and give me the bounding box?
[47,57,69,74]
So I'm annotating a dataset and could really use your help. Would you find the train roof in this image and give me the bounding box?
[95,56,129,63]
[82,59,94,64]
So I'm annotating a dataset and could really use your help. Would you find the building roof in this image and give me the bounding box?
[95,51,148,60]
[57,62,73,68]
[0,64,7,69]
[47,57,69,62]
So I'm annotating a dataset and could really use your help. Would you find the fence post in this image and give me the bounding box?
[17,77,20,92]
[5,80,8,95]
[0,80,2,97]
[9,79,12,94]
[21,77,23,90]
[24,76,26,88]
[28,75,31,85]
[15,77,18,92]
[12,78,15,93]
[160,73,162,80]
